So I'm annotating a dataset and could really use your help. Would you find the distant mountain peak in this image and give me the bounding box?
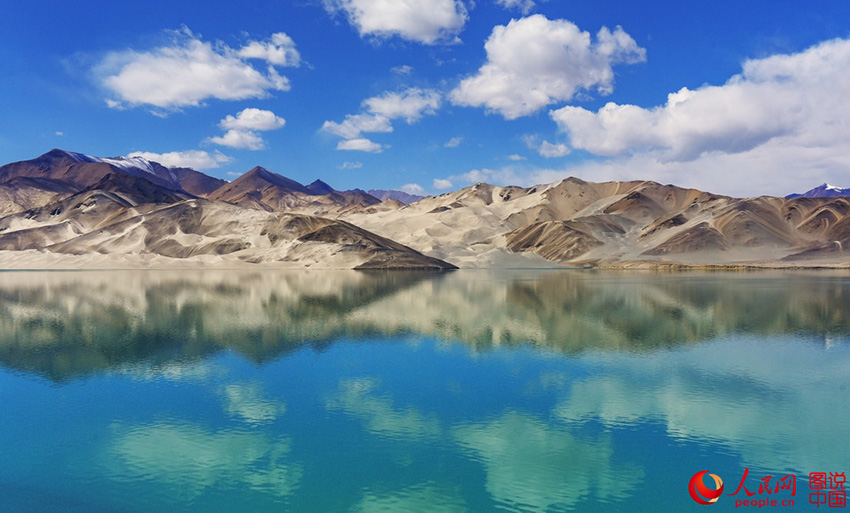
[44,148,76,158]
[244,166,271,177]
[367,189,425,205]
[307,179,335,195]
[212,165,311,198]
[36,149,94,166]
[58,150,94,163]
[787,183,850,199]
[241,166,289,181]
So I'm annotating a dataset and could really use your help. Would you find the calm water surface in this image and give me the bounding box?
[0,270,848,512]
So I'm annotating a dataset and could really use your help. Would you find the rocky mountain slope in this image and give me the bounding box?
[1,149,849,268]
[0,148,225,195]
[0,151,454,270]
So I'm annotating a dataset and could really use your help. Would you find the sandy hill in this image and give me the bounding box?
[41,199,452,269]
[0,197,455,270]
[345,178,850,267]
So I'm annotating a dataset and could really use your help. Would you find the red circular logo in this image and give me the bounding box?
[689,470,725,505]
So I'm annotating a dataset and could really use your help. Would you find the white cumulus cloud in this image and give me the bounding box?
[127,150,233,170]
[433,178,454,189]
[322,88,441,152]
[523,134,569,157]
[339,161,364,169]
[98,28,299,110]
[496,0,535,14]
[337,138,385,153]
[322,113,393,140]
[401,183,427,195]
[323,0,468,45]
[208,129,267,150]
[208,108,286,150]
[363,88,441,123]
[448,167,525,186]
[450,15,645,119]
[538,140,570,158]
[444,137,463,148]
[220,108,285,131]
[237,32,301,67]
[543,38,850,196]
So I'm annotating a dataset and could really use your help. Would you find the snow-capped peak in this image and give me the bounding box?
[63,150,157,176]
[97,155,157,176]
[787,183,850,199]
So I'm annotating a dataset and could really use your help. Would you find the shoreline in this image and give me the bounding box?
[0,250,847,271]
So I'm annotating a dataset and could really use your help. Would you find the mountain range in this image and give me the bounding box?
[0,149,848,269]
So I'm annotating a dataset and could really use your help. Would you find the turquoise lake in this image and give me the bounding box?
[0,270,848,512]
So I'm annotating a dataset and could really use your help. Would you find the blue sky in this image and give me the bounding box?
[1,0,849,197]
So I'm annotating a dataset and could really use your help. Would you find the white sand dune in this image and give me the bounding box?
[345,178,850,268]
[0,197,455,270]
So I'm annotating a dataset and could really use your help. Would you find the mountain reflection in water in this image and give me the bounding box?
[0,270,848,381]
